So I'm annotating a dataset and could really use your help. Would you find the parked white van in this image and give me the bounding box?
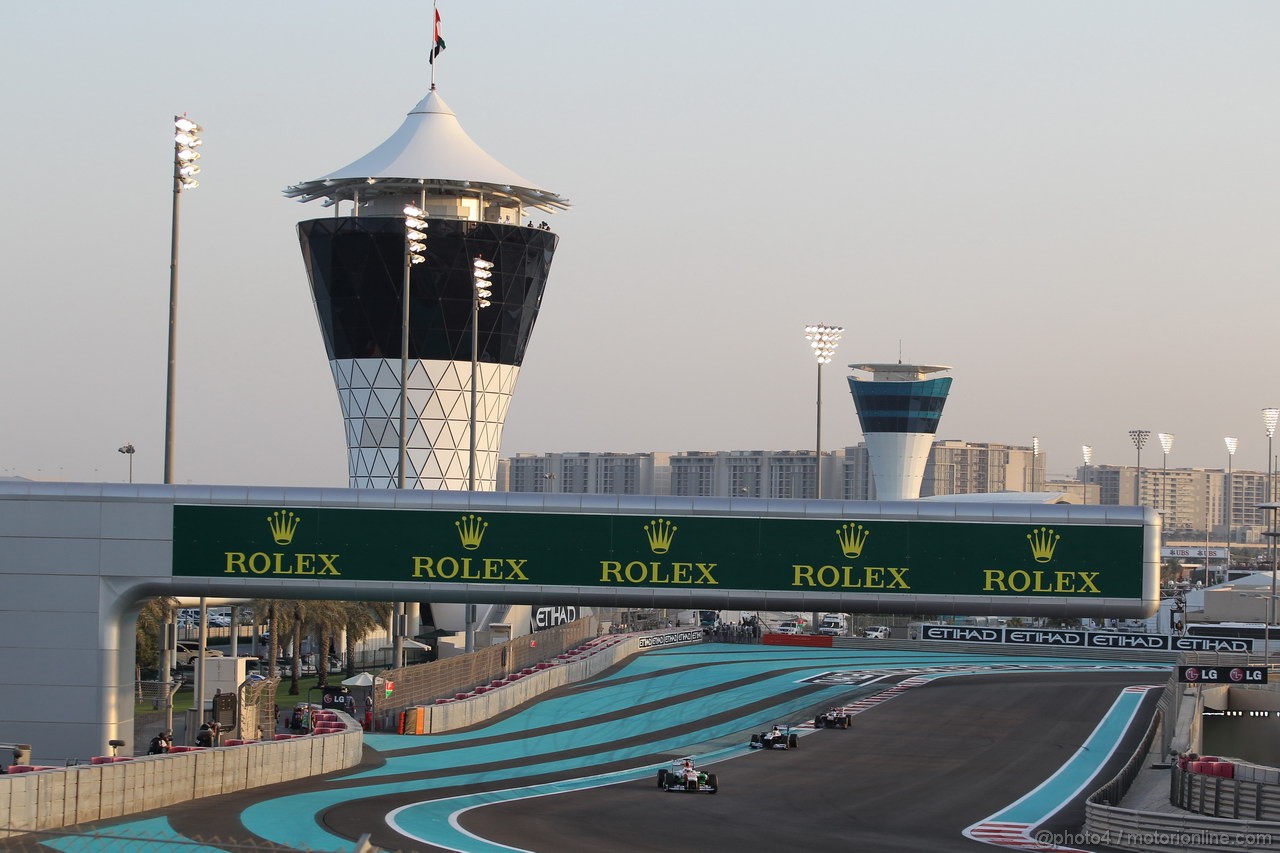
[818,615,847,636]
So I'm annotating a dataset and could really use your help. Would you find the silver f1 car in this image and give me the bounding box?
[749,725,799,749]
[658,757,719,793]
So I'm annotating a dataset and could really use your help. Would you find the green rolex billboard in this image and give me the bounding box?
[173,503,1153,614]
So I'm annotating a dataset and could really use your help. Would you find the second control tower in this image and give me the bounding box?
[847,363,953,501]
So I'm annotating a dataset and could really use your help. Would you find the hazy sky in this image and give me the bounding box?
[4,1,1279,487]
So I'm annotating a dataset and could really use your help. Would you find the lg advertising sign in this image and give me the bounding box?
[1178,665,1268,684]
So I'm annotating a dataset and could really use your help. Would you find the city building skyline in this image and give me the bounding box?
[503,442,1274,547]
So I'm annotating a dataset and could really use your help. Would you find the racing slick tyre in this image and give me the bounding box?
[707,773,718,793]
[657,769,668,788]
[750,733,760,745]
[788,733,799,749]
[842,717,851,729]
[815,715,823,728]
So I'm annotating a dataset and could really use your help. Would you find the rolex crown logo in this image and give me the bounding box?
[267,510,300,546]
[456,514,488,551]
[836,523,870,558]
[1027,527,1060,563]
[644,518,677,554]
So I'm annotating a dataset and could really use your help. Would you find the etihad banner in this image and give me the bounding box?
[531,606,578,632]
[637,629,704,649]
[919,624,1253,653]
[172,505,1145,601]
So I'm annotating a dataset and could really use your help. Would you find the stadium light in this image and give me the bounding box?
[1081,445,1092,505]
[164,115,202,485]
[470,257,495,492]
[398,205,428,489]
[804,324,843,499]
[1128,429,1150,506]
[1158,433,1174,522]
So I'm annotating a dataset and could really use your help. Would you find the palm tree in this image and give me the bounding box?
[135,597,175,671]
[135,596,178,700]
[287,601,307,695]
[303,600,346,689]
[251,598,296,681]
[342,601,393,676]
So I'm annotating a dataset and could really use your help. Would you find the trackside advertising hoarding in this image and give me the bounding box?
[920,624,1253,653]
[171,502,1156,616]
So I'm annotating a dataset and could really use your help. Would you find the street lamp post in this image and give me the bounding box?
[1158,433,1174,524]
[1224,436,1237,574]
[164,115,202,485]
[118,444,135,483]
[1081,445,1092,505]
[1242,578,1280,662]
[804,324,843,499]
[1128,429,1150,507]
[398,205,428,489]
[470,257,494,492]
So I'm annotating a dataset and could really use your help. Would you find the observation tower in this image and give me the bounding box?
[847,363,953,501]
[284,79,568,491]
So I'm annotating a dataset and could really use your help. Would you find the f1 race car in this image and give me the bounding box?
[658,757,719,793]
[814,708,852,729]
[749,725,799,749]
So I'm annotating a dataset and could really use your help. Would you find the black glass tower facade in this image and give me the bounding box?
[298,217,557,366]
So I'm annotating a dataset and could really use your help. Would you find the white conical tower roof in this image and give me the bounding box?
[284,88,569,213]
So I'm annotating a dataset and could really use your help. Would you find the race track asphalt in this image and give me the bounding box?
[460,671,1159,853]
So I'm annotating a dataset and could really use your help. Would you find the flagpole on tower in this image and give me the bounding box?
[430,1,443,90]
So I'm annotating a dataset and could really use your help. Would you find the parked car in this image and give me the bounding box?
[775,621,802,635]
[174,644,225,667]
[862,625,891,639]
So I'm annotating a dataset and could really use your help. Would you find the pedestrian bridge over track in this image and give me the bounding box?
[0,480,1158,761]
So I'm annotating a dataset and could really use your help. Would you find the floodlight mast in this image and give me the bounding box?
[1081,445,1092,505]
[804,324,843,498]
[1128,429,1150,506]
[398,205,428,489]
[164,115,202,485]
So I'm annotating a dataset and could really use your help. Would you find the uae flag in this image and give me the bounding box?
[431,9,446,63]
